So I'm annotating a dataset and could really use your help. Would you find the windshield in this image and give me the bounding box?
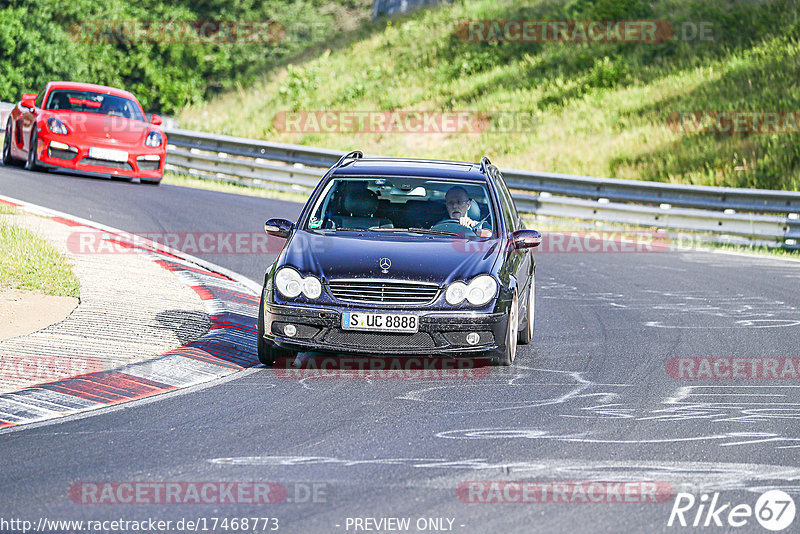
[304,176,496,238]
[44,90,145,121]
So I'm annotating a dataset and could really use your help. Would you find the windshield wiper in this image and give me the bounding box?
[369,227,465,237]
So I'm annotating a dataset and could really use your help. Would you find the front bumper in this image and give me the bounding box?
[36,132,165,180]
[264,303,507,356]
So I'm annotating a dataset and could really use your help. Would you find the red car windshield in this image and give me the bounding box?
[44,90,145,121]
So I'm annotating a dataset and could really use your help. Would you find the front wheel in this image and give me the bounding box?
[489,293,518,366]
[24,130,43,171]
[2,120,22,166]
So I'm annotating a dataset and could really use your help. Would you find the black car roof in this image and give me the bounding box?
[331,158,489,182]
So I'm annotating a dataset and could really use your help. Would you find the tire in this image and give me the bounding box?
[257,287,296,366]
[24,129,43,172]
[140,178,161,186]
[518,275,535,345]
[490,293,518,366]
[2,120,22,167]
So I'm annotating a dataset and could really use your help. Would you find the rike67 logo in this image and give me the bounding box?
[668,490,796,531]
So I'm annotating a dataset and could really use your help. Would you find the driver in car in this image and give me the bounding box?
[442,186,492,237]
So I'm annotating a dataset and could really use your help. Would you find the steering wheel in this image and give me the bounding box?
[430,219,472,234]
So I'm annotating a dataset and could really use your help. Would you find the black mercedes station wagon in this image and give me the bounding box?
[258,152,541,366]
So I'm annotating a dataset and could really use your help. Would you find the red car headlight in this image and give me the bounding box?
[145,131,163,147]
[47,118,68,135]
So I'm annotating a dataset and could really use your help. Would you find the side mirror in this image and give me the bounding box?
[21,94,36,110]
[265,218,293,239]
[511,229,541,249]
[150,114,163,126]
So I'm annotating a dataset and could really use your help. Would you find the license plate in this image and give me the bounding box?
[88,147,128,162]
[342,312,418,333]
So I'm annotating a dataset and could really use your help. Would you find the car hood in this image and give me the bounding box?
[46,111,153,146]
[282,230,501,285]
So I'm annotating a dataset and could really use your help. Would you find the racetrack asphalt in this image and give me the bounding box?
[1,165,800,533]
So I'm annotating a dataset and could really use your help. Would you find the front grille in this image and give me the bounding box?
[137,157,161,171]
[79,157,132,170]
[328,279,439,305]
[324,330,435,349]
[48,148,76,161]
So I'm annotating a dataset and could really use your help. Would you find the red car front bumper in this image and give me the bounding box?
[35,130,166,181]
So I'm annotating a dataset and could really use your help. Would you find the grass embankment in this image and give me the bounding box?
[178,0,800,191]
[0,204,80,297]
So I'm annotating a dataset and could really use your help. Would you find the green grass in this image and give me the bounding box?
[178,0,800,191]
[0,210,81,297]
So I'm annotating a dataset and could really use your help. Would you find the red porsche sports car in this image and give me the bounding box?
[2,81,166,184]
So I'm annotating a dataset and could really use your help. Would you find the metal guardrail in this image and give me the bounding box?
[163,127,800,249]
[0,103,13,132]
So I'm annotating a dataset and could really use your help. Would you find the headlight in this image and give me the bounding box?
[302,276,322,299]
[445,275,498,306]
[145,131,163,147]
[47,118,68,135]
[445,281,468,305]
[466,275,498,305]
[274,267,321,300]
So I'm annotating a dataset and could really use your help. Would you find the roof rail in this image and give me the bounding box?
[479,156,492,175]
[323,150,363,179]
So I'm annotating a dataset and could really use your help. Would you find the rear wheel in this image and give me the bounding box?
[24,130,43,171]
[518,275,535,345]
[490,293,518,366]
[2,120,22,166]
[257,287,297,366]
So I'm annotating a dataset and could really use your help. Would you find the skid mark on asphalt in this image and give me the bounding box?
[396,367,631,415]
[393,364,800,451]
[539,280,800,328]
[642,385,800,425]
[206,456,800,494]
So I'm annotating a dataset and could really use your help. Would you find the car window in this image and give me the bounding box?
[305,176,496,237]
[44,90,145,121]
[493,171,518,232]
